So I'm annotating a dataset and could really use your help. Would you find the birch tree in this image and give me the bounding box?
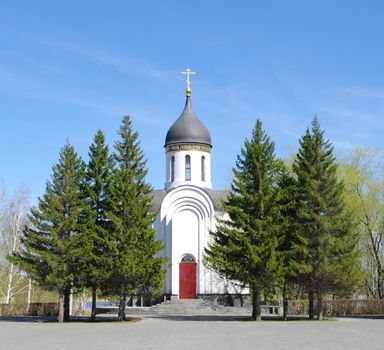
[0,185,30,304]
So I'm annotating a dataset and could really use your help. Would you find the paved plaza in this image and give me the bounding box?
[0,316,383,350]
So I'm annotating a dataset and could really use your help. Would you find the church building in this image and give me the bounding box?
[153,69,245,300]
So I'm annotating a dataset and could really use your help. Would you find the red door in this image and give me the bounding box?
[179,262,196,298]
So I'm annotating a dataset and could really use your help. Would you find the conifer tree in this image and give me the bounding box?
[292,117,362,320]
[11,142,86,322]
[105,116,166,321]
[75,129,114,321]
[275,168,299,320]
[204,120,284,321]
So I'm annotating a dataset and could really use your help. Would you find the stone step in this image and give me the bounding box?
[152,301,202,305]
[125,308,251,316]
[126,298,252,316]
[97,298,280,317]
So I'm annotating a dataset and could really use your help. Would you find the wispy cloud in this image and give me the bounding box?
[0,33,179,125]
[319,105,382,124]
[0,67,121,116]
[3,31,383,154]
[18,31,177,90]
[340,85,384,101]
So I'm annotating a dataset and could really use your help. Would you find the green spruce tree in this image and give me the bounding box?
[11,142,86,322]
[75,129,114,321]
[275,167,299,320]
[292,117,362,320]
[204,120,284,321]
[105,116,166,321]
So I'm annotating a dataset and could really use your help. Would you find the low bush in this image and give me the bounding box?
[0,303,59,317]
[289,299,384,316]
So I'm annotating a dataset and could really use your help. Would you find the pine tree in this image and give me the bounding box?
[105,116,166,321]
[204,120,284,321]
[292,117,362,320]
[75,129,114,321]
[275,167,299,320]
[10,142,86,322]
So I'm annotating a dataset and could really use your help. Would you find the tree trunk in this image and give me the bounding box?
[5,263,14,304]
[367,227,384,298]
[283,297,289,321]
[63,287,71,322]
[118,293,127,321]
[58,291,65,323]
[283,284,288,321]
[27,278,32,314]
[251,287,261,321]
[308,288,314,320]
[91,287,97,322]
[317,287,323,321]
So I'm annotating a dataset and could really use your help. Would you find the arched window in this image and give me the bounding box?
[181,254,195,262]
[185,155,191,181]
[171,156,175,181]
[201,156,205,181]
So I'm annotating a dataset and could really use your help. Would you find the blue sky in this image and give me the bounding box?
[1,1,383,202]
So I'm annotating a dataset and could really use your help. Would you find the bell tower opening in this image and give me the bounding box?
[185,155,191,181]
[201,156,205,181]
[171,156,175,181]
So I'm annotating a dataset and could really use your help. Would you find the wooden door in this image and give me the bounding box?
[179,261,196,299]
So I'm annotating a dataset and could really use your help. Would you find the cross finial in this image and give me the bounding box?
[181,68,196,96]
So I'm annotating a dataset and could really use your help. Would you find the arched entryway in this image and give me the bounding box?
[179,254,196,298]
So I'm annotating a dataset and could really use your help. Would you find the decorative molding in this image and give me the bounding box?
[166,144,211,153]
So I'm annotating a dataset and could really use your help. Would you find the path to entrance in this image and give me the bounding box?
[0,316,383,350]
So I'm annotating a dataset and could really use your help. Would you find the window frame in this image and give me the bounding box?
[201,155,206,181]
[171,155,175,181]
[185,155,191,181]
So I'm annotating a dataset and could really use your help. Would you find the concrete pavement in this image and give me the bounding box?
[0,315,383,350]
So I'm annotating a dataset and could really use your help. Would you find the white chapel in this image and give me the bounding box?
[153,69,244,300]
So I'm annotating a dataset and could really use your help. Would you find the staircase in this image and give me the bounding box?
[97,298,281,317]
[125,298,252,317]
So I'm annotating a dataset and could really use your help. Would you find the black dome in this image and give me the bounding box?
[165,95,212,147]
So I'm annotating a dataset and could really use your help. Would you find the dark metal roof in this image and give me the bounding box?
[204,189,228,211]
[164,95,212,147]
[151,188,228,213]
[152,190,167,212]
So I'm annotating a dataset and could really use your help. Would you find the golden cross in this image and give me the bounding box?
[181,68,196,95]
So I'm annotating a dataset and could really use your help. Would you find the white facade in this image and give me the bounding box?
[154,185,244,296]
[153,93,246,297]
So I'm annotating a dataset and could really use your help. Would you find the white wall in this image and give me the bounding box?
[171,209,199,295]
